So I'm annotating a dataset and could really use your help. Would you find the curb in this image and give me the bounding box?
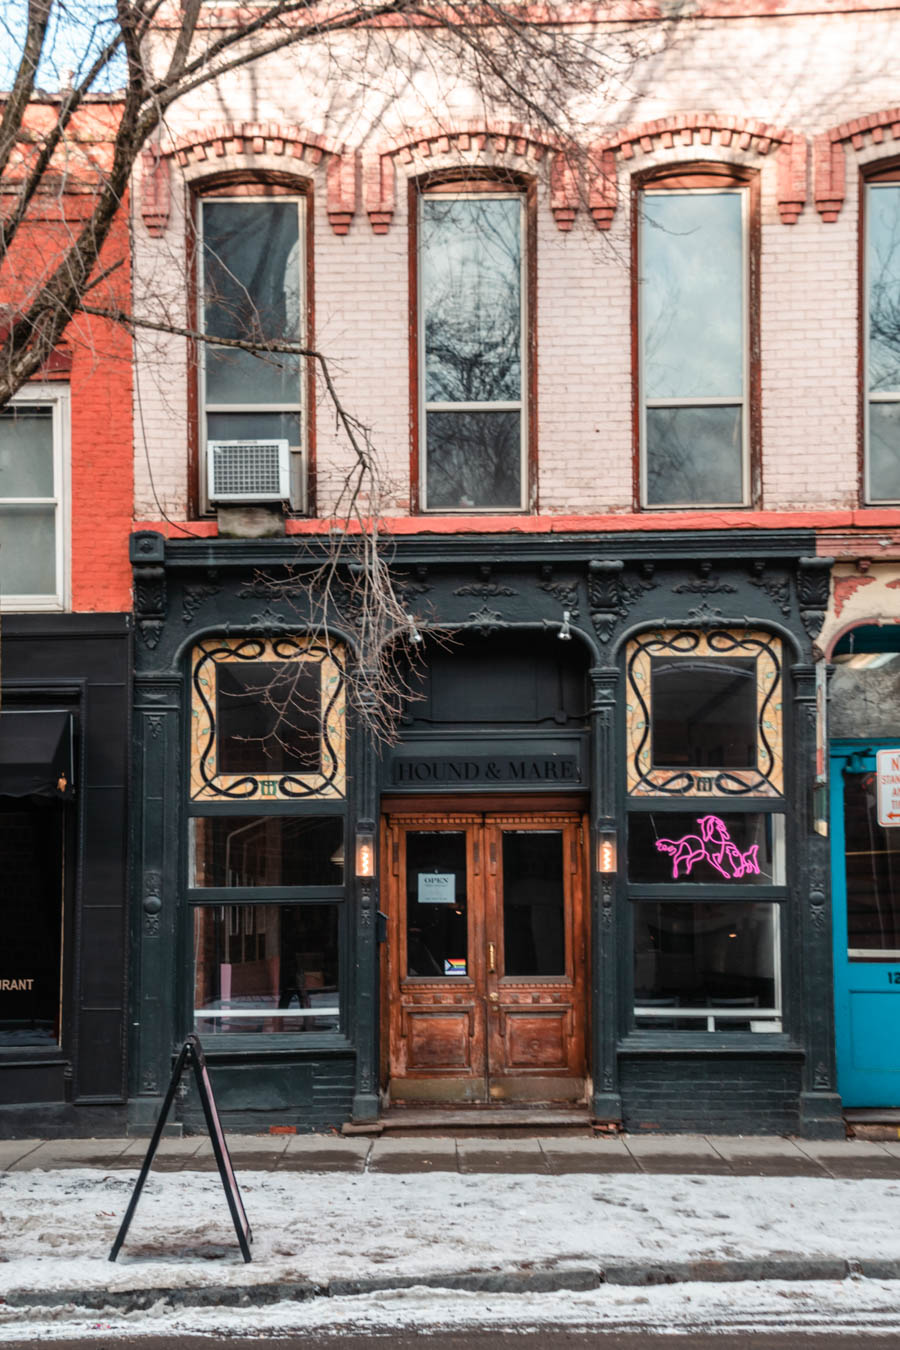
[5,1256,900,1313]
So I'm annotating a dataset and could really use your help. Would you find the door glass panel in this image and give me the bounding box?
[406,831,468,977]
[502,830,565,976]
[844,770,900,952]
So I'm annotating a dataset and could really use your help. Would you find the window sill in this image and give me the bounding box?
[0,599,66,614]
[0,1047,66,1063]
[619,1032,800,1055]
[639,501,751,513]
[188,1033,354,1056]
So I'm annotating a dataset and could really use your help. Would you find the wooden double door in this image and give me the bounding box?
[383,810,588,1103]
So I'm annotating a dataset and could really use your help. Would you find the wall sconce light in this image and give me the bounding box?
[356,820,376,878]
[558,610,572,641]
[406,612,423,645]
[597,828,617,874]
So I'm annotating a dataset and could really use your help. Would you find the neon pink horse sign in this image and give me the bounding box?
[655,815,760,880]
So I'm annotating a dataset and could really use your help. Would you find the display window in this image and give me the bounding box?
[193,903,340,1034]
[0,801,65,1047]
[633,901,781,1031]
[188,635,348,1040]
[624,624,787,1035]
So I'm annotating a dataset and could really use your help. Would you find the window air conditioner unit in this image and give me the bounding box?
[207,438,291,504]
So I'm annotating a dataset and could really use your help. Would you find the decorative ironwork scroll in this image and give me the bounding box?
[626,628,784,798]
[190,636,346,801]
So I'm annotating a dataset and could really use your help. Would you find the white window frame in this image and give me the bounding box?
[864,180,900,504]
[0,385,70,612]
[638,185,750,510]
[418,190,528,513]
[198,194,307,513]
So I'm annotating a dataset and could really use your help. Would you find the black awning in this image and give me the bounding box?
[0,710,74,798]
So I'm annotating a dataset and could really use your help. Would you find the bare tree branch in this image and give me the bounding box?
[0,0,51,181]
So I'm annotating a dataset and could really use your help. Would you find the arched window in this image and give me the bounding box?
[635,164,759,510]
[191,177,310,514]
[413,172,534,513]
[864,163,900,503]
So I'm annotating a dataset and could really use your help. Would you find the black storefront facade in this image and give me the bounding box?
[0,613,131,1137]
[128,526,844,1137]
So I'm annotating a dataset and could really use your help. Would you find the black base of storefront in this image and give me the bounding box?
[0,614,131,1138]
[0,1102,129,1139]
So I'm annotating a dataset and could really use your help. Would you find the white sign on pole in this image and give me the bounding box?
[876,748,900,827]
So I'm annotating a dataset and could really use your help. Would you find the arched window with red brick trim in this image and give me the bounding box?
[864,163,900,503]
[635,164,759,510]
[413,173,533,513]
[193,178,310,515]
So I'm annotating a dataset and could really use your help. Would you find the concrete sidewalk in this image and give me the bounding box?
[5,1147,900,1325]
[4,1131,900,1178]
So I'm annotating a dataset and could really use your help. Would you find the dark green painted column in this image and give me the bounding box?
[351,697,380,1122]
[792,661,844,1139]
[128,676,181,1133]
[590,664,622,1123]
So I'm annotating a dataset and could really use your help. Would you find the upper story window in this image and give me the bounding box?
[197,188,306,513]
[416,179,529,512]
[0,389,69,611]
[865,170,900,502]
[637,168,754,510]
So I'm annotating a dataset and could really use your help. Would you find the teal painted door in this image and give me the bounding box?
[831,741,900,1107]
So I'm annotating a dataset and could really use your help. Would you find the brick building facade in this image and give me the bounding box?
[0,104,133,1133]
[7,2,900,1135]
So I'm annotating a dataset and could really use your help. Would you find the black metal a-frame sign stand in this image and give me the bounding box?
[110,1034,252,1263]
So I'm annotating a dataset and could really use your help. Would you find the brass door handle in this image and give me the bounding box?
[489,991,499,1003]
[487,942,496,973]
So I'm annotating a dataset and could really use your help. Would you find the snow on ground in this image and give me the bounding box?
[3,1168,900,1291]
[6,1280,900,1342]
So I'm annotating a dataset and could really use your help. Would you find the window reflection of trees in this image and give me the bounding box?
[640,190,745,507]
[869,186,900,393]
[202,199,302,406]
[422,196,522,404]
[421,194,523,508]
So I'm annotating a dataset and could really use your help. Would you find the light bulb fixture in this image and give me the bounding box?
[597,828,617,874]
[406,612,423,645]
[558,610,572,641]
[355,820,376,878]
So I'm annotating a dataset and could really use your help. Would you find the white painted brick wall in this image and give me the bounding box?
[132,7,900,521]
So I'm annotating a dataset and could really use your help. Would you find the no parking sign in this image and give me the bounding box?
[876,748,900,827]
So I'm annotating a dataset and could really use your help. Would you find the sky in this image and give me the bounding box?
[0,1,125,95]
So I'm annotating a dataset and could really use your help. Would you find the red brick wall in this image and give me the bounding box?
[4,105,133,613]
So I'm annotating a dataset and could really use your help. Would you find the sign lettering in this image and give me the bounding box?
[0,978,34,991]
[417,872,456,904]
[392,755,580,786]
[876,749,900,827]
